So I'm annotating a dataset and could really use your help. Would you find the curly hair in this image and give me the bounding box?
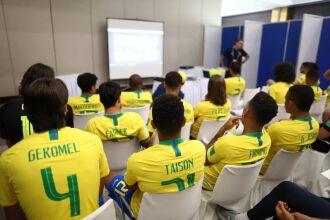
[152,94,184,136]
[77,72,98,93]
[249,92,278,125]
[287,85,314,112]
[274,62,295,83]
[99,81,121,108]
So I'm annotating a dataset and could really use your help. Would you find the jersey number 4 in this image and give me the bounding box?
[161,173,195,191]
[41,167,80,217]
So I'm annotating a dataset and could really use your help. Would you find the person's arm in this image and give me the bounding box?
[140,137,151,149]
[242,53,250,64]
[100,171,117,197]
[220,54,225,67]
[318,127,330,140]
[3,204,26,220]
[206,117,241,150]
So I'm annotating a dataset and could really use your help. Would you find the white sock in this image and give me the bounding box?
[235,213,249,220]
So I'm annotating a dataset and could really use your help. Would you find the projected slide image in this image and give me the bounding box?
[110,32,163,65]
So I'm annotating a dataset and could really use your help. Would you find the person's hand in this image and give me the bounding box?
[322,109,330,123]
[276,201,294,220]
[267,79,275,86]
[220,116,241,133]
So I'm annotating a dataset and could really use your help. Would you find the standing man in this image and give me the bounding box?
[220,39,250,78]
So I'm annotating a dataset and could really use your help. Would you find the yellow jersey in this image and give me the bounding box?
[0,127,109,220]
[121,91,152,107]
[86,112,149,142]
[261,117,319,175]
[191,100,231,138]
[225,76,246,96]
[124,138,205,217]
[203,130,271,191]
[326,86,330,105]
[298,74,306,85]
[310,85,323,102]
[68,94,103,114]
[147,100,194,133]
[269,82,293,104]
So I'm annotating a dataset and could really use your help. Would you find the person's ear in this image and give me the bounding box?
[151,120,156,129]
[91,85,96,93]
[64,104,68,115]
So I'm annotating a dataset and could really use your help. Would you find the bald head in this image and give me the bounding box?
[129,74,143,90]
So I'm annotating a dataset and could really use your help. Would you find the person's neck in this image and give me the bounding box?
[242,121,263,135]
[158,133,181,142]
[290,111,310,120]
[166,90,179,97]
[105,106,121,115]
[81,92,93,96]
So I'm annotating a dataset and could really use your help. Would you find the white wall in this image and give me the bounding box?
[0,0,222,96]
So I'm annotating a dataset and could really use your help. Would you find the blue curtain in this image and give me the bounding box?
[316,18,330,90]
[221,26,240,66]
[284,20,302,67]
[257,23,288,87]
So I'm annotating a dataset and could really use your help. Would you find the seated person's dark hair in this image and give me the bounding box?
[302,62,314,70]
[306,69,320,82]
[24,78,68,133]
[249,92,278,125]
[229,61,241,74]
[129,74,143,90]
[152,94,184,136]
[311,62,319,72]
[77,72,98,93]
[287,85,314,112]
[20,63,55,96]
[99,81,121,108]
[165,71,182,89]
[274,62,295,83]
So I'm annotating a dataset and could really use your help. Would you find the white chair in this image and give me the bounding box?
[153,123,192,145]
[310,94,328,123]
[82,199,117,220]
[196,119,228,144]
[152,80,162,94]
[74,111,104,130]
[138,178,203,220]
[261,86,269,93]
[228,95,242,110]
[293,148,328,192]
[103,139,140,172]
[269,104,290,124]
[199,160,264,220]
[242,88,260,107]
[250,150,303,207]
[122,104,151,123]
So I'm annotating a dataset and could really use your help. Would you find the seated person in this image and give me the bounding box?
[295,62,319,85]
[260,85,319,175]
[306,69,323,102]
[0,63,73,147]
[311,109,330,153]
[147,71,194,134]
[0,78,113,220]
[269,62,295,104]
[107,94,206,218]
[203,92,278,191]
[324,69,330,106]
[233,181,330,220]
[121,74,152,107]
[191,75,231,139]
[86,81,150,147]
[152,70,186,100]
[68,72,103,114]
[224,62,246,96]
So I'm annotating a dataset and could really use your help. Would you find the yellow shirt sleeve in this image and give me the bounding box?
[268,85,276,100]
[124,155,138,186]
[194,103,201,119]
[0,156,18,206]
[207,138,226,164]
[85,119,95,133]
[136,115,149,141]
[147,108,154,133]
[96,138,110,178]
